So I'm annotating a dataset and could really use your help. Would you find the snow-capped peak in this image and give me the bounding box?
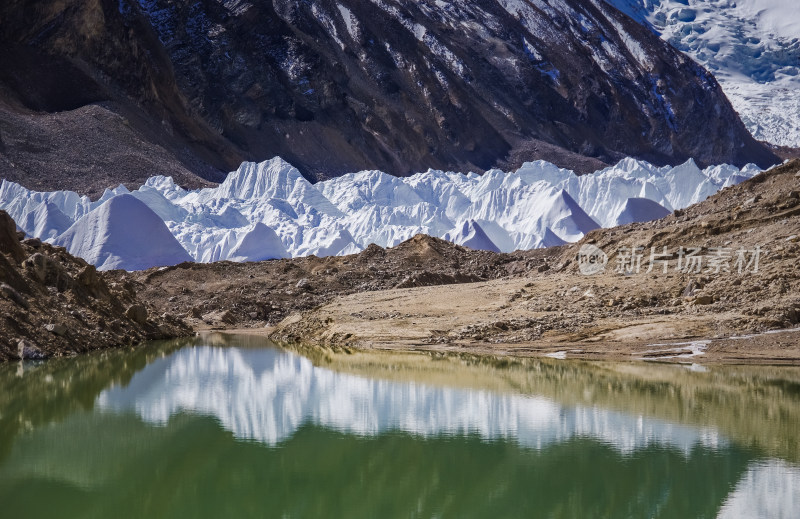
[605,0,800,147]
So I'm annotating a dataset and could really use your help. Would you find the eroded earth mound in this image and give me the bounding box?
[0,210,190,361]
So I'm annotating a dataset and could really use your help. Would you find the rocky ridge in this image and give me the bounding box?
[0,210,190,361]
[116,235,560,331]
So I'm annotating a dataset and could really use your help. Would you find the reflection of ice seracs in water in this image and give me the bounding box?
[718,459,800,519]
[96,345,724,454]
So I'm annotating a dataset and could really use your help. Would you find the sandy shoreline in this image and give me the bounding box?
[212,307,800,366]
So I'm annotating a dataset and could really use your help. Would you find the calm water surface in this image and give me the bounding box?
[0,334,798,518]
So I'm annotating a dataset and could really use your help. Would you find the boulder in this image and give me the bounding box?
[126,304,148,324]
[0,210,26,263]
[77,265,110,300]
[682,280,698,298]
[202,309,236,325]
[0,282,28,309]
[694,294,714,305]
[23,253,73,291]
[45,323,68,336]
[17,339,48,360]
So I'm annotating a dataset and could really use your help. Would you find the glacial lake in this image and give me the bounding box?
[0,334,798,518]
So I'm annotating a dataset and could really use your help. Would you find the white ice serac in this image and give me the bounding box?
[53,194,194,271]
[0,156,761,271]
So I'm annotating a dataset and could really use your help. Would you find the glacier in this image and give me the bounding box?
[0,156,760,271]
[605,0,800,147]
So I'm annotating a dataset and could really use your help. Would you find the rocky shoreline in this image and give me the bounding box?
[0,211,190,361]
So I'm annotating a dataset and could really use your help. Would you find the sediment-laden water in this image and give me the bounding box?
[1,334,798,518]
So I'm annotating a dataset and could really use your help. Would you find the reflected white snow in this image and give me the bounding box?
[97,345,724,454]
[718,459,800,519]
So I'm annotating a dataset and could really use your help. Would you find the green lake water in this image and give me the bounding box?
[0,334,798,518]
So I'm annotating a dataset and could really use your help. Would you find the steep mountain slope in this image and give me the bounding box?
[0,0,776,194]
[606,0,800,147]
[0,1,237,196]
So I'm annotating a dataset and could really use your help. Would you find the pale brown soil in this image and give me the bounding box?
[267,278,800,364]
[266,159,800,364]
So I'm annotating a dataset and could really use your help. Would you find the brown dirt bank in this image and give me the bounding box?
[266,279,800,364]
[0,210,190,361]
[118,159,800,364]
[117,235,560,331]
[265,159,800,363]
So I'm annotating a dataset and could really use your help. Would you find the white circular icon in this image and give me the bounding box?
[577,243,608,275]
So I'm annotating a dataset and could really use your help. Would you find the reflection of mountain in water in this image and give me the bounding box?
[1,339,798,518]
[97,346,723,453]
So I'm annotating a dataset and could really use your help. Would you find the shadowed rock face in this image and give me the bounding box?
[0,0,777,192]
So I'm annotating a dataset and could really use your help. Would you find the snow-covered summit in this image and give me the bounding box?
[0,156,761,271]
[605,0,800,147]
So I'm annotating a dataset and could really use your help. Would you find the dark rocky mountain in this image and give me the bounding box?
[0,0,777,195]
